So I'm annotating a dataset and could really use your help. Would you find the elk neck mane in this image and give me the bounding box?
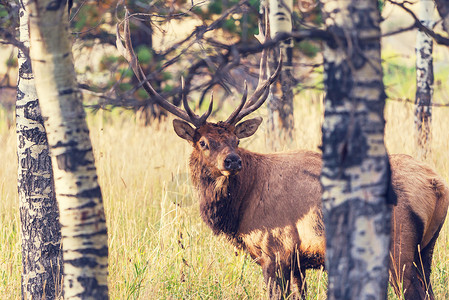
[189,148,255,240]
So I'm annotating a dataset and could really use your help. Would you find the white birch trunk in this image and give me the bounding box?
[319,0,392,299]
[415,0,435,160]
[266,0,294,150]
[26,0,109,298]
[17,7,63,299]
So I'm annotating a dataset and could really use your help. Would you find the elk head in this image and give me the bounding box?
[173,117,263,177]
[116,10,281,178]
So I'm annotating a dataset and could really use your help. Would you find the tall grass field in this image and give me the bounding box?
[1,53,449,298]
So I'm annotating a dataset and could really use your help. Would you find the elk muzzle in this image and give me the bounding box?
[222,153,242,176]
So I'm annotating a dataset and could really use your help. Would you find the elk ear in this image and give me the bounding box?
[235,117,262,139]
[173,119,195,142]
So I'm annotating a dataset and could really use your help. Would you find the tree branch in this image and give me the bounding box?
[388,0,449,46]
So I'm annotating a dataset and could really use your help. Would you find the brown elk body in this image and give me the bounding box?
[174,119,449,299]
[117,16,449,298]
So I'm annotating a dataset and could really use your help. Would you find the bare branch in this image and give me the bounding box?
[388,0,449,46]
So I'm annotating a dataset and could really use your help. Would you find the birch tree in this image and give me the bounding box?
[16,7,62,299]
[415,0,435,160]
[26,0,109,298]
[264,0,294,149]
[318,0,393,299]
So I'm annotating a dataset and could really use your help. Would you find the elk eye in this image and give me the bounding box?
[199,140,208,149]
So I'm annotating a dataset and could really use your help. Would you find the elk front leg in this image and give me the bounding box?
[262,259,300,299]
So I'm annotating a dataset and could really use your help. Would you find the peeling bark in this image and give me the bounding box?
[17,7,63,300]
[319,1,392,299]
[415,0,435,160]
[265,0,294,150]
[26,0,109,298]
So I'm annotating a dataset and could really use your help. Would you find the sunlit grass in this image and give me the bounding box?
[1,51,449,299]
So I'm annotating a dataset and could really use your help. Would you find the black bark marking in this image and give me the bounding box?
[56,148,92,172]
[78,186,102,198]
[58,88,75,96]
[71,228,108,239]
[18,59,33,80]
[324,62,352,107]
[77,246,108,256]
[65,257,99,268]
[21,99,44,122]
[74,276,108,299]
[22,127,47,145]
[65,198,97,210]
[16,89,25,101]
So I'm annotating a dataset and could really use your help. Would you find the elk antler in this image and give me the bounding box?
[116,10,213,128]
[225,10,282,126]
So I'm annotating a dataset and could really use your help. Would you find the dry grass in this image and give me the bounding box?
[1,58,449,299]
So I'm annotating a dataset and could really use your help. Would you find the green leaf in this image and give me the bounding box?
[162,72,172,81]
[208,1,222,14]
[119,83,133,92]
[6,58,17,68]
[297,41,320,58]
[223,19,237,33]
[137,46,153,64]
[163,84,174,93]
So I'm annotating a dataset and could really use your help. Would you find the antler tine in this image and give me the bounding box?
[200,91,214,124]
[180,77,198,121]
[230,53,282,125]
[180,77,213,127]
[116,10,211,127]
[225,80,248,124]
[244,40,270,109]
[227,7,282,125]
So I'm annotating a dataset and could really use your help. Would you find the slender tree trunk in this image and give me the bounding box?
[26,0,109,298]
[266,0,294,150]
[415,0,435,160]
[319,1,393,299]
[17,7,63,299]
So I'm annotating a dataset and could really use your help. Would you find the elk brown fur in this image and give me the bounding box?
[174,117,449,300]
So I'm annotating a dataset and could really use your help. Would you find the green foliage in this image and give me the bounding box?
[71,2,101,33]
[0,8,8,18]
[382,49,416,100]
[6,57,17,68]
[0,0,18,31]
[162,72,172,81]
[378,0,386,13]
[118,68,135,79]
[137,88,148,99]
[195,0,261,39]
[162,84,174,93]
[297,40,320,58]
[223,18,237,33]
[137,46,153,65]
[207,1,222,15]
[119,82,133,92]
[100,55,120,71]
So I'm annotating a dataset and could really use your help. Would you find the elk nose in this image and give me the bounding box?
[224,154,242,171]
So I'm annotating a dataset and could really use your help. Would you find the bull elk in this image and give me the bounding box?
[117,14,449,299]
